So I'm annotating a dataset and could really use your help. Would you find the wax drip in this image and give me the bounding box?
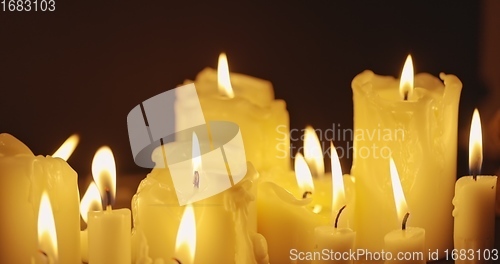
[402,212,410,230]
[302,191,312,199]
[334,205,346,228]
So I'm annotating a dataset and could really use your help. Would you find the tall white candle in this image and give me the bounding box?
[87,147,131,264]
[383,158,425,264]
[352,55,461,255]
[453,109,497,263]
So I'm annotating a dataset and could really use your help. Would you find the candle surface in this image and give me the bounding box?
[313,226,356,264]
[132,138,263,263]
[176,56,290,172]
[351,65,462,255]
[0,134,80,264]
[384,227,426,264]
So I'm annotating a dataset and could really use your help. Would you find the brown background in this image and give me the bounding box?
[0,0,498,179]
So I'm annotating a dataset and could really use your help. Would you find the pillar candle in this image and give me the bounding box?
[176,53,290,172]
[453,109,497,262]
[0,134,80,264]
[351,55,461,255]
[87,146,131,264]
[131,131,263,264]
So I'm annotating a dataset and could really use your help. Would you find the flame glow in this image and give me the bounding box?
[79,182,103,223]
[175,204,196,263]
[389,158,408,223]
[399,54,414,100]
[469,109,483,174]
[294,153,315,195]
[52,134,79,161]
[217,53,235,98]
[91,146,116,208]
[38,191,58,261]
[304,126,324,177]
[330,142,345,211]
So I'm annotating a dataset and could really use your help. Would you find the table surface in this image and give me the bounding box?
[90,173,500,263]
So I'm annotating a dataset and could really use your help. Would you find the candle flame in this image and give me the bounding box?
[330,141,345,211]
[469,108,483,174]
[389,158,408,223]
[38,191,58,261]
[79,182,103,223]
[91,146,116,208]
[304,126,324,177]
[294,153,314,195]
[217,53,235,98]
[399,54,414,100]
[52,134,79,161]
[175,204,196,263]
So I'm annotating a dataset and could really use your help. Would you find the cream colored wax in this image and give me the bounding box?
[177,67,290,172]
[257,169,355,263]
[351,70,462,255]
[0,134,80,263]
[383,227,426,264]
[453,175,497,263]
[313,226,356,264]
[88,207,131,264]
[132,138,263,264]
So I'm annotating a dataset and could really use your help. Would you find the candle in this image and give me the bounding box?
[383,158,425,264]
[313,142,356,264]
[352,55,461,254]
[175,53,290,171]
[87,146,132,264]
[79,182,102,263]
[174,204,196,264]
[258,153,331,263]
[453,109,497,263]
[0,134,80,263]
[132,127,262,263]
[37,191,58,264]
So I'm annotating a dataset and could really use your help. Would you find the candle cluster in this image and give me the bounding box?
[0,53,497,264]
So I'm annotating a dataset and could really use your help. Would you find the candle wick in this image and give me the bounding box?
[471,169,478,181]
[404,92,408,101]
[193,171,200,189]
[302,191,312,199]
[402,212,410,230]
[172,257,182,264]
[105,188,112,208]
[334,205,346,228]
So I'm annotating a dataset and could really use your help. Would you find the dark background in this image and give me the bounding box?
[0,1,496,181]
